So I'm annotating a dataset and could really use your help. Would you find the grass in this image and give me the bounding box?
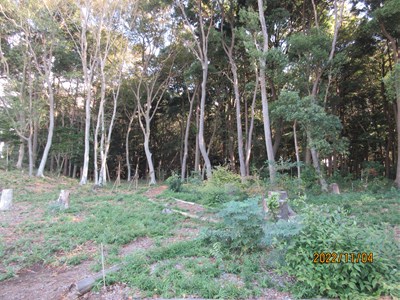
[1,170,399,298]
[300,189,400,226]
[0,170,183,279]
[117,240,264,299]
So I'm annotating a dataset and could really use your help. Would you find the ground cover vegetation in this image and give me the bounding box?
[1,0,400,299]
[1,169,399,299]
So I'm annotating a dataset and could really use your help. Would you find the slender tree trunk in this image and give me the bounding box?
[308,132,328,191]
[143,130,156,185]
[245,72,258,176]
[272,118,284,157]
[126,115,134,182]
[32,118,38,165]
[99,74,121,186]
[79,2,95,185]
[16,139,24,169]
[194,102,200,173]
[257,0,276,183]
[293,121,301,179]
[36,44,55,177]
[181,87,196,181]
[232,64,246,179]
[199,63,212,179]
[394,65,400,187]
[379,24,400,187]
[72,165,77,178]
[27,135,33,177]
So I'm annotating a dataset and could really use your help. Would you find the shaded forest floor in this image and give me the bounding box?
[0,170,399,299]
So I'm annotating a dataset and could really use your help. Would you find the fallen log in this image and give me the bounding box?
[147,198,218,223]
[70,264,121,295]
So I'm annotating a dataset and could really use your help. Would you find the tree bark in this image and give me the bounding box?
[181,86,196,181]
[257,0,276,183]
[293,121,301,179]
[177,0,213,179]
[245,72,258,176]
[16,139,24,169]
[308,132,328,191]
[199,62,213,179]
[194,102,200,173]
[143,130,156,185]
[126,114,135,182]
[379,21,400,188]
[36,50,55,177]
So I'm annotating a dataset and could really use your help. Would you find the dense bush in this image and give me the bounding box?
[199,167,247,206]
[201,184,248,206]
[203,195,399,299]
[278,206,400,299]
[166,173,182,192]
[202,198,264,253]
[209,166,241,186]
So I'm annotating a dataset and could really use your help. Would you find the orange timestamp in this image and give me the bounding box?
[313,252,373,264]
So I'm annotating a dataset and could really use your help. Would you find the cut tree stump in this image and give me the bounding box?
[267,191,296,221]
[57,190,70,209]
[0,189,13,211]
[329,183,340,194]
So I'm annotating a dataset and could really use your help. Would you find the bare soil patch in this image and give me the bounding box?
[119,237,154,257]
[144,185,168,199]
[0,261,92,300]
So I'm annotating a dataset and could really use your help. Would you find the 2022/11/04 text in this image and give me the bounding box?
[313,252,374,264]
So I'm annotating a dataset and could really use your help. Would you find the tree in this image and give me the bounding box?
[219,0,246,180]
[131,1,176,185]
[370,0,400,187]
[176,0,215,179]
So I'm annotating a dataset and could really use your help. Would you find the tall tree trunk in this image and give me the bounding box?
[143,130,156,185]
[293,121,301,179]
[27,135,33,177]
[126,115,134,182]
[177,0,213,179]
[16,139,24,169]
[379,22,400,187]
[257,0,276,183]
[232,64,246,179]
[199,62,212,179]
[194,102,200,173]
[245,72,258,176]
[181,86,196,181]
[98,86,119,186]
[308,132,328,191]
[273,118,284,157]
[36,40,56,177]
[32,118,38,165]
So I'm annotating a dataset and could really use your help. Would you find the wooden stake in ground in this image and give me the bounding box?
[0,189,13,211]
[57,190,70,209]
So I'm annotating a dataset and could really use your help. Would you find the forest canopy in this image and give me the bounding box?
[0,0,399,189]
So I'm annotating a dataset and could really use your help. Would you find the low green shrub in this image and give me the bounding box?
[202,198,264,253]
[199,183,247,207]
[209,166,241,186]
[166,172,182,192]
[278,206,400,299]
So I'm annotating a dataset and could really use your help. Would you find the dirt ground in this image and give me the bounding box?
[0,185,293,300]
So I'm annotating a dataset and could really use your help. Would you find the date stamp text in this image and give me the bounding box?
[313,252,373,264]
